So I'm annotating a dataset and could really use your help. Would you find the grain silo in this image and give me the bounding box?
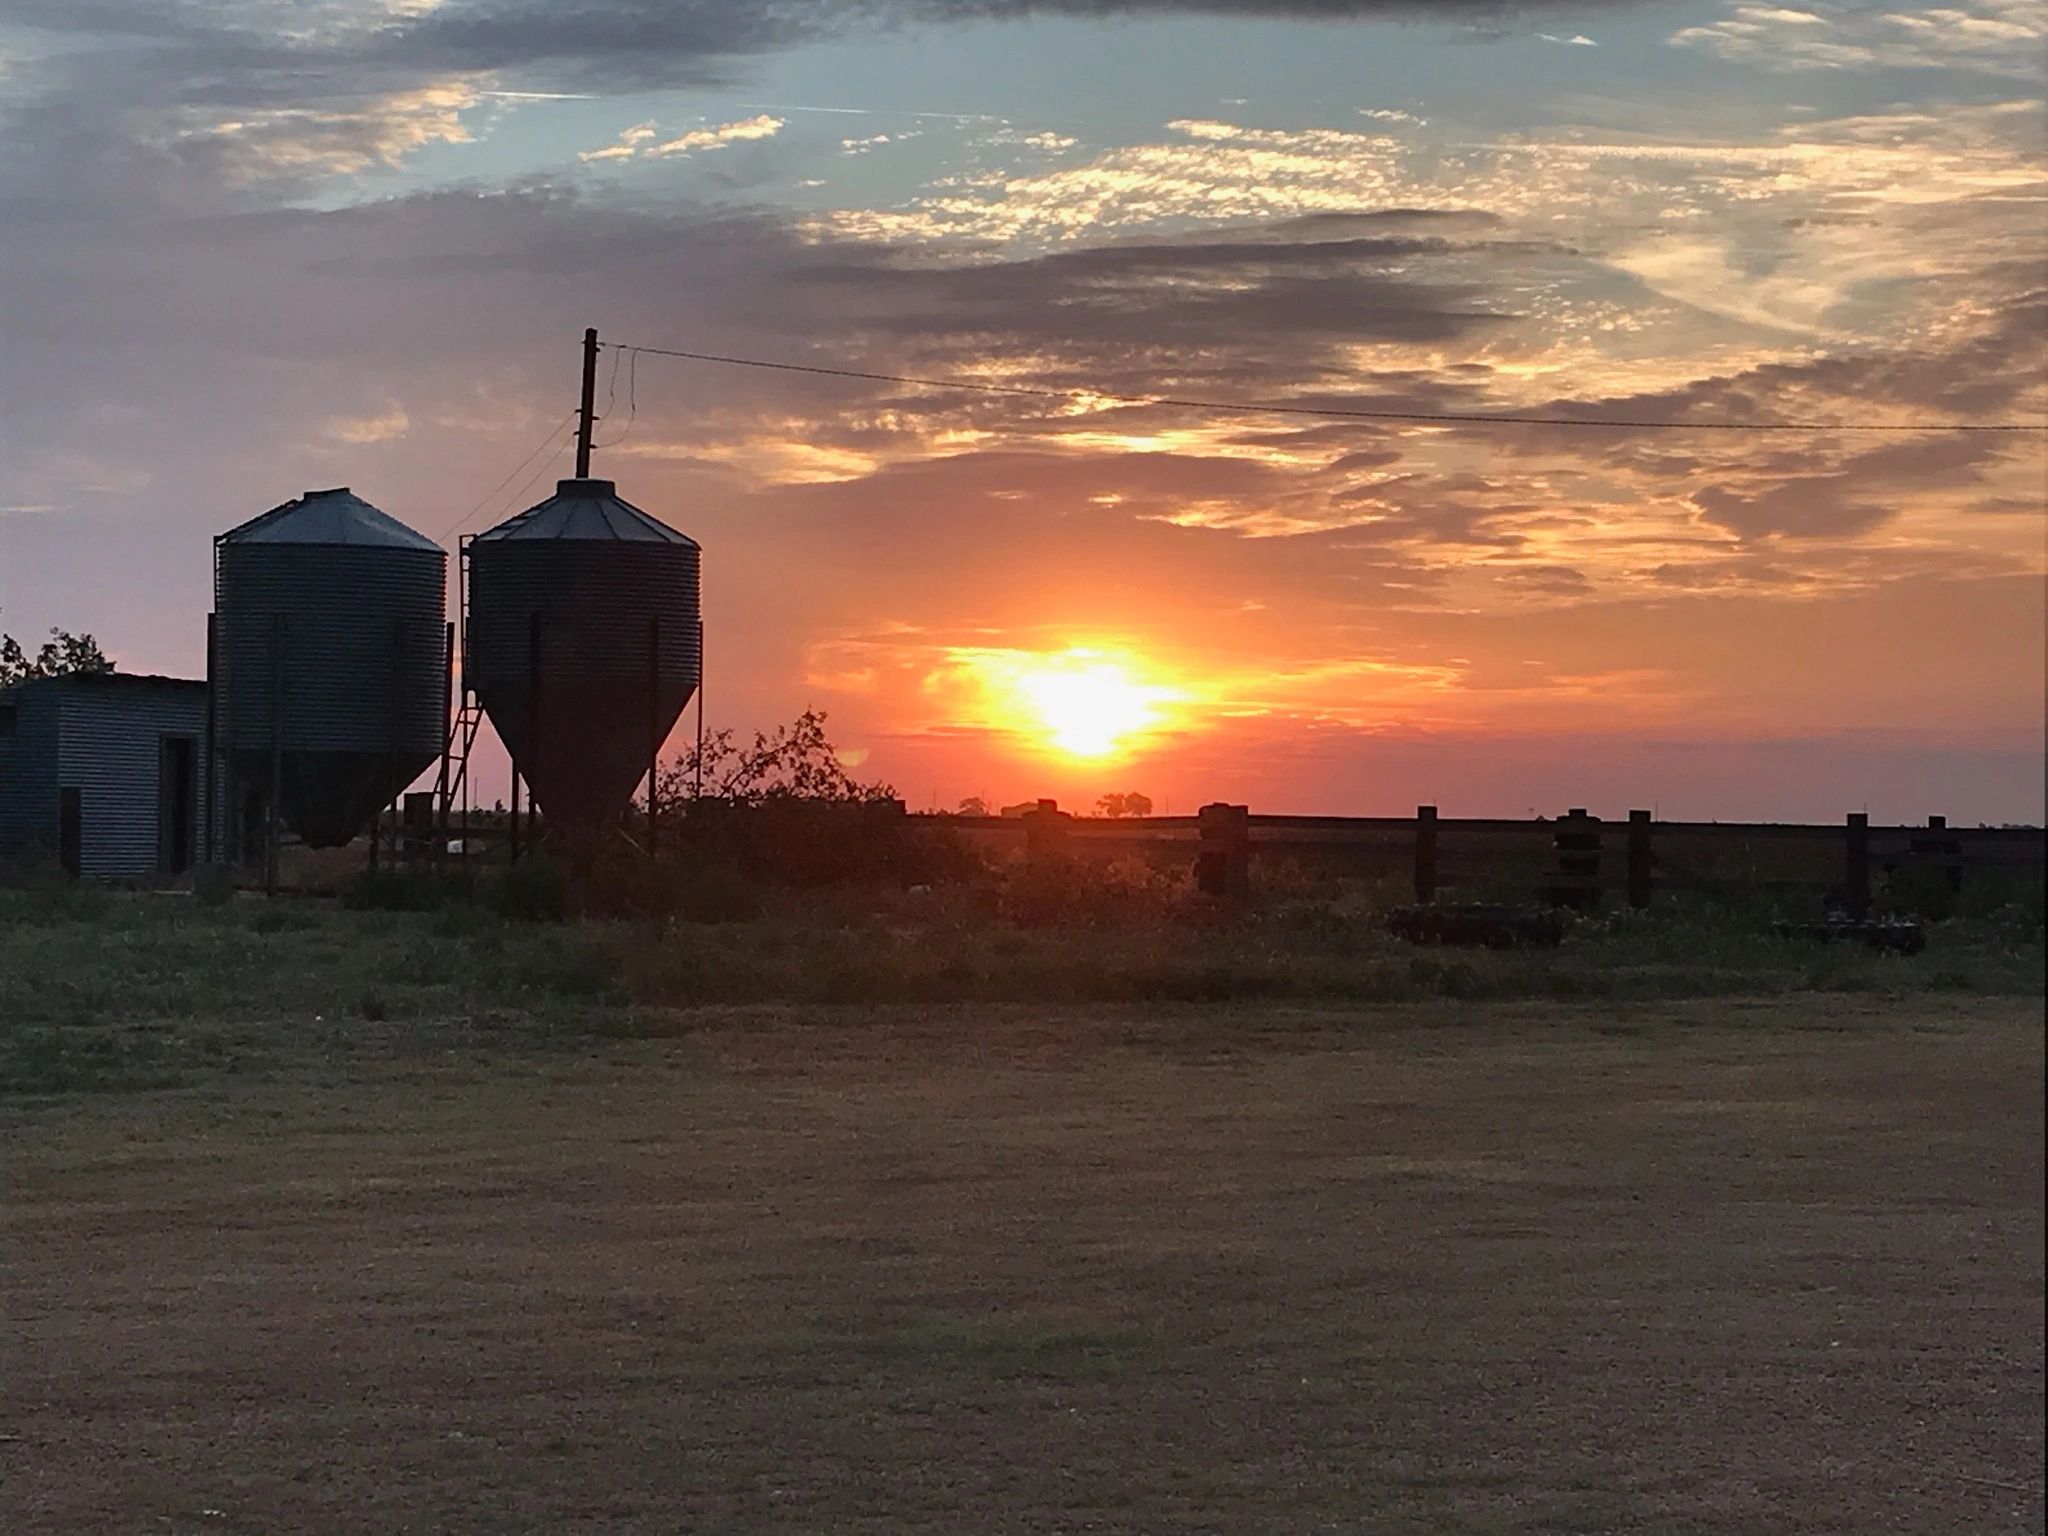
[466,478,701,828]
[214,488,448,849]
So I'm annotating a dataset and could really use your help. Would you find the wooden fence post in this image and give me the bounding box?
[1910,813,1963,896]
[1414,804,1438,903]
[1846,812,1870,918]
[1627,809,1653,910]
[1542,808,1602,909]
[1022,800,1069,865]
[1196,803,1251,899]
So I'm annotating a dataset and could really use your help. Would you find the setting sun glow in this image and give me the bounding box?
[944,647,1184,760]
[1018,656,1172,758]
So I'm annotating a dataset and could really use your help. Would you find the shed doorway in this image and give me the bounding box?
[158,735,196,875]
[60,787,81,877]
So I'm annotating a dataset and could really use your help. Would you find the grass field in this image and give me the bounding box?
[4,893,2044,1532]
[2,882,2041,1095]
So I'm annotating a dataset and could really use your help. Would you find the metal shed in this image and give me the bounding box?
[0,674,214,880]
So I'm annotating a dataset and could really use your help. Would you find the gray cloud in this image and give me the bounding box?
[0,1,1632,215]
[1688,431,2020,542]
[1689,482,1889,543]
[2,0,1648,70]
[792,226,1525,366]
[1511,286,2048,438]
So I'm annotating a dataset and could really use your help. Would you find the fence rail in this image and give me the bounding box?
[931,812,2045,844]
[916,803,2045,914]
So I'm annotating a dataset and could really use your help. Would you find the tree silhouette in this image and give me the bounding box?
[1096,792,1154,819]
[654,708,895,807]
[1,610,114,687]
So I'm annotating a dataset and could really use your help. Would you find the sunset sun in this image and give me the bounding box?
[1018,655,1173,758]
[944,647,1184,760]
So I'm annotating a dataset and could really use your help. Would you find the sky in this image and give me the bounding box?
[1,0,2043,822]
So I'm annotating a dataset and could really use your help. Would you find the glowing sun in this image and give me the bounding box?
[951,647,1182,759]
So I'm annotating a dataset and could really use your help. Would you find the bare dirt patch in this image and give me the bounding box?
[5,997,2042,1533]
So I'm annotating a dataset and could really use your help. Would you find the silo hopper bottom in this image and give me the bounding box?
[479,675,696,829]
[231,748,439,849]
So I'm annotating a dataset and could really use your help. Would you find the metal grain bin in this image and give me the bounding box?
[467,478,701,827]
[216,488,447,848]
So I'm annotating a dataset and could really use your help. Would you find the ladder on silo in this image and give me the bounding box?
[433,536,486,859]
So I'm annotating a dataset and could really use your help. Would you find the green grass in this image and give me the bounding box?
[0,882,2039,1097]
[610,895,2045,1009]
[0,887,622,1094]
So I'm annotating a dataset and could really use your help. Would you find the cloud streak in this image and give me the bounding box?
[1672,0,2048,77]
[579,114,785,162]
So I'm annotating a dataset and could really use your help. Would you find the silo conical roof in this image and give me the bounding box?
[473,479,699,546]
[221,487,441,550]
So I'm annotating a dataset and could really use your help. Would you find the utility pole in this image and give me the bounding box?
[575,326,600,478]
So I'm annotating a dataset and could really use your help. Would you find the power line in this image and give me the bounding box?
[595,345,638,450]
[604,340,2046,434]
[600,345,621,433]
[434,409,578,542]
[498,429,578,522]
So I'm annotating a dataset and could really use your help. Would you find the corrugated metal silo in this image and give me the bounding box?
[466,478,701,827]
[216,488,448,848]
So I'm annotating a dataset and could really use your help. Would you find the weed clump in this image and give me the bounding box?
[192,864,235,908]
[497,931,623,1003]
[342,866,473,913]
[995,855,1186,928]
[575,851,764,924]
[0,862,108,925]
[482,857,570,923]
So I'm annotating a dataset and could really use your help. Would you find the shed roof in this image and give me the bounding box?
[475,479,697,547]
[0,672,204,701]
[219,488,439,551]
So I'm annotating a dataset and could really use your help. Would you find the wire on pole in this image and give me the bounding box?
[602,340,2048,435]
[434,409,579,543]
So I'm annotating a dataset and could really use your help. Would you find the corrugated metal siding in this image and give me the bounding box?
[215,540,447,847]
[216,543,447,757]
[0,688,62,866]
[53,684,212,879]
[468,540,701,824]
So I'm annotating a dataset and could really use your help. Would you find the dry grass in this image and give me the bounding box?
[4,996,2042,1534]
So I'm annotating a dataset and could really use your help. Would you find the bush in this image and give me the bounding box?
[575,849,765,923]
[0,861,108,925]
[341,866,472,913]
[1956,867,2046,926]
[498,930,623,1002]
[1878,862,1960,922]
[668,798,925,888]
[996,854,1186,928]
[483,857,570,923]
[247,903,316,934]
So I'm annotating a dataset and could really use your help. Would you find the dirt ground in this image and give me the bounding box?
[5,996,2042,1534]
